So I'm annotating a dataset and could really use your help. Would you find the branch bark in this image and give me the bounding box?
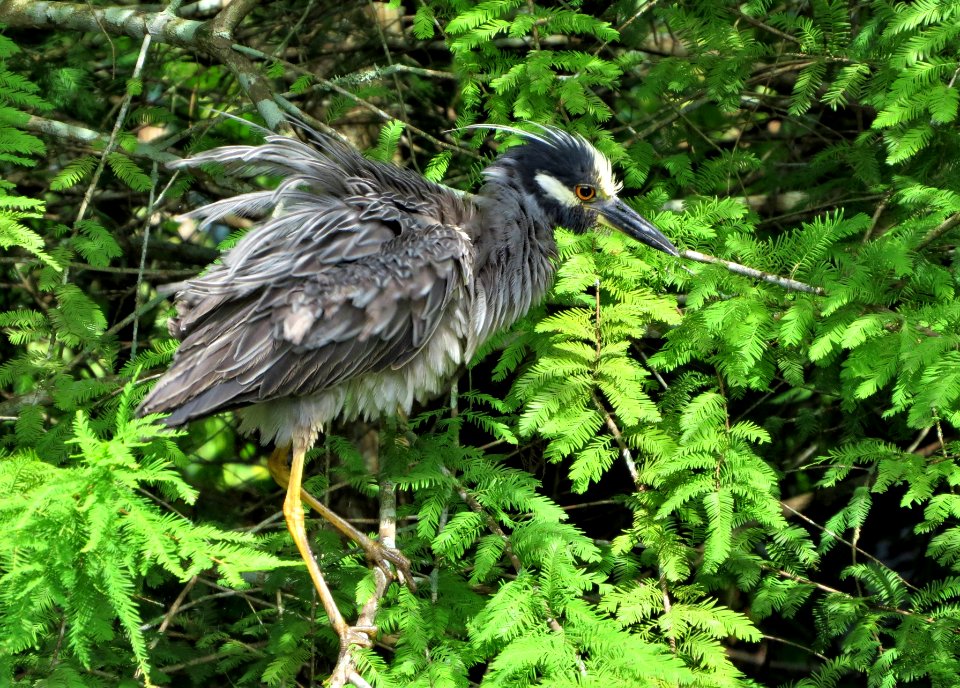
[24,115,179,164]
[0,0,286,130]
[681,249,826,295]
[0,1,203,46]
[916,212,960,251]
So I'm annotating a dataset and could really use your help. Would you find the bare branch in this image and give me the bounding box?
[0,1,287,130]
[0,1,203,47]
[916,212,960,251]
[24,115,178,164]
[592,391,641,488]
[231,42,479,157]
[681,249,825,295]
[328,477,397,688]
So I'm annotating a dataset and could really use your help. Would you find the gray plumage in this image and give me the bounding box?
[139,124,677,446]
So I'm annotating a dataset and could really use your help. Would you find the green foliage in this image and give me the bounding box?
[508,228,679,492]
[367,119,406,162]
[0,33,57,270]
[51,154,97,190]
[0,386,288,681]
[5,1,960,686]
[106,152,152,192]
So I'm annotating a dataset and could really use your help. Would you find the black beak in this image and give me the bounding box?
[597,198,678,256]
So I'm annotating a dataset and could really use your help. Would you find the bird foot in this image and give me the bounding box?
[340,623,377,650]
[329,626,377,688]
[360,539,416,591]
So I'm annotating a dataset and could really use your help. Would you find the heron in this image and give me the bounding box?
[138,122,678,651]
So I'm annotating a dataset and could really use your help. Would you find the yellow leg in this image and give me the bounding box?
[269,445,413,587]
[280,438,350,639]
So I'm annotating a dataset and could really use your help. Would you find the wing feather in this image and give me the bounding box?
[141,223,472,424]
[141,129,477,425]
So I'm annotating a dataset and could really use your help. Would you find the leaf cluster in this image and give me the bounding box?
[5,1,960,686]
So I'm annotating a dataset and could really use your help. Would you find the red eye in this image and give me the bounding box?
[574,184,596,201]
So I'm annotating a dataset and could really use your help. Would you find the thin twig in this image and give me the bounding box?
[329,476,396,688]
[368,0,420,174]
[147,575,198,645]
[681,249,825,294]
[69,30,155,266]
[131,161,158,359]
[862,192,891,244]
[131,166,182,358]
[0,256,195,278]
[24,115,177,164]
[734,10,801,44]
[659,572,677,654]
[49,618,67,670]
[158,641,268,673]
[229,43,479,158]
[638,349,669,391]
[767,566,934,622]
[935,410,949,463]
[780,501,919,592]
[762,633,829,661]
[443,465,522,571]
[63,293,169,376]
[906,426,932,454]
[526,0,540,50]
[50,25,157,368]
[916,212,960,251]
[592,391,641,487]
[594,278,602,359]
[140,585,264,630]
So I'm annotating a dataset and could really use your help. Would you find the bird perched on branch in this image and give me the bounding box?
[138,122,677,652]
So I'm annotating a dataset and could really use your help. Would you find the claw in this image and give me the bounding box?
[359,540,415,591]
[342,624,377,650]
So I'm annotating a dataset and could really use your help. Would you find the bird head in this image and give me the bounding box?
[476,124,679,257]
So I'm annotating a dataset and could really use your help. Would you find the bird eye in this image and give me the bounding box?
[574,184,596,202]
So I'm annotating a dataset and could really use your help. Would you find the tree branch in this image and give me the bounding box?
[0,1,203,46]
[208,0,258,35]
[916,212,960,251]
[592,391,642,488]
[681,249,825,295]
[0,0,286,130]
[328,477,396,688]
[24,115,178,164]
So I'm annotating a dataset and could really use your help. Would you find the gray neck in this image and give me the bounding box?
[469,170,558,349]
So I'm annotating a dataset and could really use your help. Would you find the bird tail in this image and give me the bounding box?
[137,338,250,426]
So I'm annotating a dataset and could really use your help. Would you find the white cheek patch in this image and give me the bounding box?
[534,172,579,207]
